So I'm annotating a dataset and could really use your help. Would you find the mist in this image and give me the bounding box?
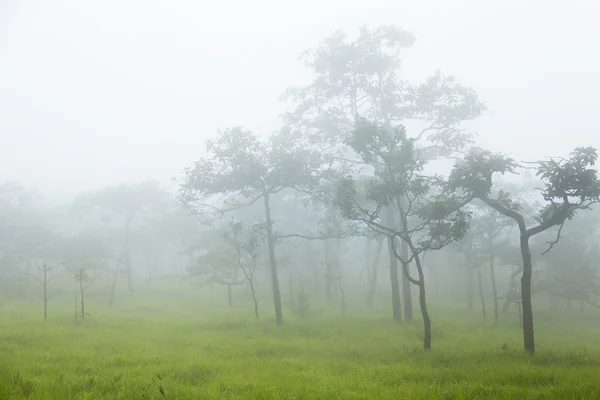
[2,1,600,398]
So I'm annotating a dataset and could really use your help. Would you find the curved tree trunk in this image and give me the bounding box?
[413,254,431,350]
[263,192,283,325]
[249,281,259,319]
[519,232,535,355]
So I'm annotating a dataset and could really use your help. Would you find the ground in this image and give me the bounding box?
[1,287,600,399]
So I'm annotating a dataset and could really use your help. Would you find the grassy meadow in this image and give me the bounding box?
[1,286,600,399]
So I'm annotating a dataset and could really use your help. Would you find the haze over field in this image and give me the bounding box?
[2,1,600,399]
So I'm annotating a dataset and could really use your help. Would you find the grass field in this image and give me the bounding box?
[1,287,600,399]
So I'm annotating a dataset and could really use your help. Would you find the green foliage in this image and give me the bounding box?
[450,146,600,232]
[284,25,484,154]
[179,128,326,214]
[334,121,470,255]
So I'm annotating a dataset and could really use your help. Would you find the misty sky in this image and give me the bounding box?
[1,0,599,201]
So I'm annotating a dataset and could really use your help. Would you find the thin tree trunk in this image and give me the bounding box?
[43,266,47,321]
[385,208,402,321]
[325,238,333,303]
[502,266,522,313]
[366,236,384,307]
[249,281,259,319]
[263,191,283,325]
[488,243,499,324]
[227,284,233,307]
[519,232,535,355]
[401,238,413,320]
[80,276,85,320]
[476,267,487,323]
[109,263,119,307]
[412,253,431,350]
[567,298,572,310]
[124,214,135,295]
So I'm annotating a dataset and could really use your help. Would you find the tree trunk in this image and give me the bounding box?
[43,266,47,321]
[227,284,233,307]
[488,243,499,324]
[401,238,413,320]
[467,266,474,311]
[476,267,487,323]
[263,191,283,325]
[249,281,259,319]
[80,277,85,320]
[109,263,119,307]
[366,236,384,307]
[324,239,333,303]
[567,298,572,310]
[385,209,402,321]
[519,232,535,355]
[388,237,402,321]
[413,253,431,350]
[124,214,135,295]
[502,266,522,313]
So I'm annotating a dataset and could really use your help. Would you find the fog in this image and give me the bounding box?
[2,1,600,398]
[2,1,599,200]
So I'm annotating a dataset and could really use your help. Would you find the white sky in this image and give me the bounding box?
[1,0,599,200]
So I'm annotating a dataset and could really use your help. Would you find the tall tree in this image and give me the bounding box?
[179,127,325,325]
[284,25,484,320]
[335,121,471,349]
[450,146,600,355]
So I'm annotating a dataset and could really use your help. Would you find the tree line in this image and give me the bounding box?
[2,26,599,356]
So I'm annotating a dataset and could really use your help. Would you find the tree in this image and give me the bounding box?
[454,234,489,322]
[450,146,600,354]
[66,263,101,321]
[335,121,471,350]
[179,127,325,325]
[72,180,172,295]
[187,241,246,307]
[284,25,485,321]
[30,262,60,320]
[459,199,514,323]
[223,220,262,319]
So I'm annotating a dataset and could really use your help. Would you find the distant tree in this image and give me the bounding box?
[187,241,245,307]
[0,182,55,295]
[536,215,600,311]
[458,199,514,323]
[450,146,600,355]
[223,220,263,318]
[72,180,172,295]
[66,263,101,321]
[364,233,385,307]
[284,25,485,320]
[454,235,489,322]
[335,121,471,350]
[179,127,326,325]
[30,262,61,320]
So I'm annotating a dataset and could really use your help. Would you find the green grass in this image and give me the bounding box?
[1,288,600,399]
